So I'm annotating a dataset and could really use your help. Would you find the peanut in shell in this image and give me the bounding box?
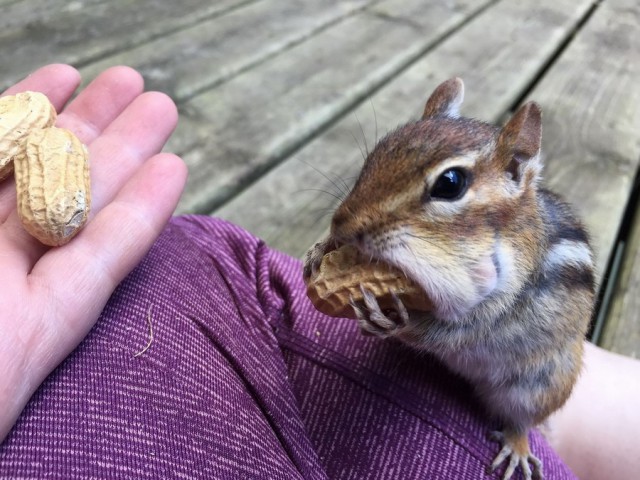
[305,245,432,318]
[15,126,91,246]
[0,91,57,180]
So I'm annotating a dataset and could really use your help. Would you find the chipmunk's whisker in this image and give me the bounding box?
[298,159,350,201]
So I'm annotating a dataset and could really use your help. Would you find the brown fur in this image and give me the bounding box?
[304,78,596,480]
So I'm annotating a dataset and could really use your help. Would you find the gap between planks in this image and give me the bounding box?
[78,0,389,103]
[0,0,261,90]
[176,0,500,215]
[214,0,597,259]
[596,161,640,354]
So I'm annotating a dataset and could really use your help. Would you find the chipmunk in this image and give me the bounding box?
[303,78,596,480]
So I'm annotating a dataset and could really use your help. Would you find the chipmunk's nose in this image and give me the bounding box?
[331,206,370,247]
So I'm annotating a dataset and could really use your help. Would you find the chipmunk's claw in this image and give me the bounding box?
[351,287,409,338]
[303,237,337,279]
[489,430,543,480]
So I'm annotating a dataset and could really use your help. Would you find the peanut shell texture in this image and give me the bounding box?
[15,126,91,246]
[306,245,432,318]
[0,91,57,180]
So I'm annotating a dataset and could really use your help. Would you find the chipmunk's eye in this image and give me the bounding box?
[430,168,468,200]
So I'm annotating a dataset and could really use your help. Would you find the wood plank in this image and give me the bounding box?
[171,0,494,214]
[0,0,105,31]
[600,194,640,358]
[521,0,640,279]
[79,0,378,101]
[0,0,25,7]
[0,0,254,90]
[215,0,596,259]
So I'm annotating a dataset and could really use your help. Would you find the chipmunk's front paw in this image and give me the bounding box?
[351,286,409,338]
[489,430,543,480]
[303,237,336,279]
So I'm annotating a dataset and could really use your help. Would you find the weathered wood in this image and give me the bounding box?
[216,0,596,259]
[0,0,254,90]
[171,0,493,214]
[4,0,639,356]
[521,0,640,279]
[585,0,640,355]
[600,194,640,358]
[79,0,377,101]
[0,0,27,8]
[0,0,105,31]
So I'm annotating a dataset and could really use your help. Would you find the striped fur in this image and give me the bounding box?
[304,79,596,480]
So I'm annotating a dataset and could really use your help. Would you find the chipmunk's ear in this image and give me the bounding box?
[496,102,542,185]
[422,78,464,119]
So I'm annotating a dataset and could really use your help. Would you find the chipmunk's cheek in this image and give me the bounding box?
[472,254,498,298]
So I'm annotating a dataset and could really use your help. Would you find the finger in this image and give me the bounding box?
[0,182,15,223]
[29,153,187,370]
[0,66,143,222]
[87,91,179,210]
[55,66,144,145]
[0,90,177,273]
[1,64,81,111]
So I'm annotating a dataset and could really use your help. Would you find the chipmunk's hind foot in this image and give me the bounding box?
[489,430,543,480]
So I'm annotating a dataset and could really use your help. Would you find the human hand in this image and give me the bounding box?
[0,64,187,441]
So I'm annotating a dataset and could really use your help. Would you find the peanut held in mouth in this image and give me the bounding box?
[305,244,432,318]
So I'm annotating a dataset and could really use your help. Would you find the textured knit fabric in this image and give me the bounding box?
[0,216,577,479]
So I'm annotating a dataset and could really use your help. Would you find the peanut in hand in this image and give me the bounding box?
[14,126,91,246]
[0,91,91,246]
[0,91,57,180]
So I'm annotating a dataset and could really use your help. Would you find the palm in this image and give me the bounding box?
[0,64,187,440]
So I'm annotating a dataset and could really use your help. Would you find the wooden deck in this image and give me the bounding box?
[3,0,640,355]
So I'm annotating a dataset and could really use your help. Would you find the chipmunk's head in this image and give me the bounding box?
[331,78,545,321]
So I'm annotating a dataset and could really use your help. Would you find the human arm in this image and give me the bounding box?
[547,341,640,480]
[0,64,187,442]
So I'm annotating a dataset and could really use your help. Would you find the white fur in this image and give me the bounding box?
[503,153,543,197]
[379,232,492,321]
[544,239,592,270]
[445,79,464,118]
[493,239,517,293]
